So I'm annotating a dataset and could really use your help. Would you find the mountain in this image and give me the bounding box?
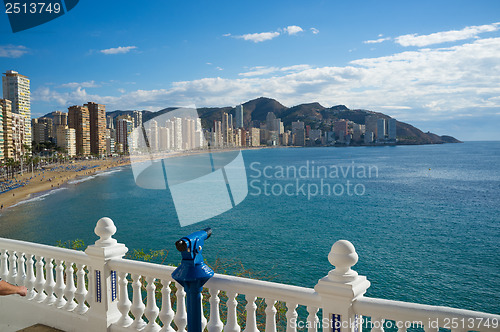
[44,97,461,145]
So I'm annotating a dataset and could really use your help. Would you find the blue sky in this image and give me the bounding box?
[1,0,499,140]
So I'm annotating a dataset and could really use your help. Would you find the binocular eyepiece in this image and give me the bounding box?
[175,227,212,252]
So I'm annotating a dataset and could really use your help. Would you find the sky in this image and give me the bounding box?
[1,0,499,140]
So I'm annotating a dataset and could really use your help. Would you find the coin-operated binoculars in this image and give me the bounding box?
[172,228,214,332]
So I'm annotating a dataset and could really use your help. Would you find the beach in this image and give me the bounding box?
[0,157,130,210]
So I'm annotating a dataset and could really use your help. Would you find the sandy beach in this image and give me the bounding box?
[0,157,130,210]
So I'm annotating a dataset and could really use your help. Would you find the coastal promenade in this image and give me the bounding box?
[0,217,498,332]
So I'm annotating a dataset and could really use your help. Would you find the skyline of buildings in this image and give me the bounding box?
[0,70,401,162]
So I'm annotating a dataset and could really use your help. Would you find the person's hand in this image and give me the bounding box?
[17,286,27,297]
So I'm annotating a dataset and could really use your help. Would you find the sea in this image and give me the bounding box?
[0,141,499,315]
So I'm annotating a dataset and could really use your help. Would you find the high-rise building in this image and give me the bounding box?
[11,113,25,160]
[377,118,386,140]
[86,102,107,156]
[365,115,378,138]
[55,126,76,156]
[52,111,68,126]
[0,101,3,161]
[292,121,306,146]
[388,118,397,141]
[352,123,365,142]
[32,117,53,144]
[249,128,260,147]
[2,70,30,149]
[235,105,244,129]
[1,99,13,160]
[266,112,277,131]
[334,120,348,140]
[68,105,90,155]
[132,111,142,128]
[116,118,133,149]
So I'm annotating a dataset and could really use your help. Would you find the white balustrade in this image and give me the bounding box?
[34,255,46,302]
[174,282,188,332]
[63,261,77,311]
[25,253,36,300]
[43,258,56,305]
[243,295,258,332]
[53,259,66,308]
[159,280,175,332]
[116,271,133,327]
[306,306,319,332]
[0,249,8,280]
[144,276,161,332]
[1,218,499,332]
[225,290,241,332]
[8,249,17,283]
[286,302,298,332]
[130,273,146,330]
[265,298,277,332]
[207,288,223,332]
[15,251,26,286]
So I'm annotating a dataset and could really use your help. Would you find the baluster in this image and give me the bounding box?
[144,276,161,332]
[25,254,36,300]
[0,249,9,280]
[225,290,240,332]
[74,263,88,314]
[159,280,175,332]
[371,317,385,332]
[243,295,258,332]
[15,252,26,287]
[201,293,208,331]
[54,259,66,308]
[286,302,298,332]
[34,255,46,302]
[116,272,133,327]
[7,250,17,283]
[86,266,93,307]
[174,282,187,332]
[63,262,77,311]
[130,274,146,330]
[265,298,277,332]
[207,288,223,332]
[43,258,56,305]
[306,306,319,332]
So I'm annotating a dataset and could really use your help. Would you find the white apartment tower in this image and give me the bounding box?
[3,70,31,149]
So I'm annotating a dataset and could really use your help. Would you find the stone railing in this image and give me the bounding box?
[0,217,498,332]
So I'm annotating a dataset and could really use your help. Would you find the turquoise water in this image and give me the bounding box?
[0,142,499,315]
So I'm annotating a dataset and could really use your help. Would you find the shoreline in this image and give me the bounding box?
[0,147,265,211]
[0,157,131,210]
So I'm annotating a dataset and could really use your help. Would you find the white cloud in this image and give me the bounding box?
[100,46,137,55]
[0,45,28,58]
[35,37,500,128]
[396,22,500,47]
[237,31,280,43]
[284,25,303,35]
[60,80,99,89]
[239,64,312,77]
[364,37,391,44]
[311,28,319,34]
[216,67,224,71]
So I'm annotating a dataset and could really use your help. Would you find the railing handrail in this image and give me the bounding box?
[0,237,89,263]
[109,256,321,307]
[354,297,500,331]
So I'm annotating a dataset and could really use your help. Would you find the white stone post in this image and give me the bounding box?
[85,217,128,331]
[314,240,370,332]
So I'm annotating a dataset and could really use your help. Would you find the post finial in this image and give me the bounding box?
[327,240,359,281]
[94,217,118,247]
